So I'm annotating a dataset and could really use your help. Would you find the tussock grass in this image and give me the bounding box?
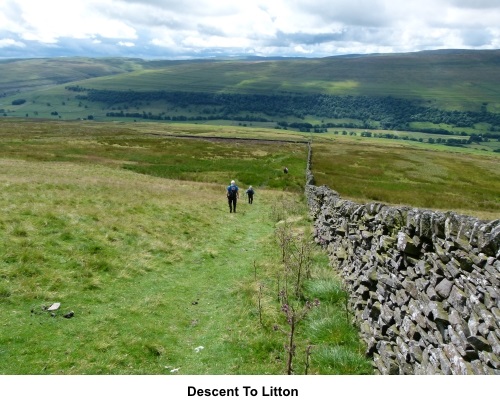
[5,118,493,375]
[302,274,372,374]
[0,159,282,374]
[312,346,373,375]
[0,122,371,375]
[312,136,500,219]
[304,279,347,305]
[0,120,308,193]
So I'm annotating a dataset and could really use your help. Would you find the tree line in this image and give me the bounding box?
[66,87,500,132]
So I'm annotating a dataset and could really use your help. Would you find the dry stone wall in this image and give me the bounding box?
[305,150,500,374]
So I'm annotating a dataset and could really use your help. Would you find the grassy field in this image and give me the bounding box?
[0,57,144,94]
[0,119,308,192]
[1,118,498,217]
[0,118,498,375]
[311,135,500,219]
[0,120,372,375]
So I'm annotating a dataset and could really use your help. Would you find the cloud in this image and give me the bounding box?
[117,41,135,47]
[0,38,26,48]
[449,0,499,8]
[0,0,499,59]
[289,0,393,28]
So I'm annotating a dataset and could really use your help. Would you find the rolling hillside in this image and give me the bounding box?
[1,50,500,136]
[0,57,151,94]
[2,50,499,109]
[72,49,500,111]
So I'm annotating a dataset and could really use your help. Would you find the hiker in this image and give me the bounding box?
[245,186,255,204]
[226,180,239,213]
[284,167,289,174]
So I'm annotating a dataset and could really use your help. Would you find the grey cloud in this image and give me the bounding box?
[262,27,394,49]
[71,36,167,58]
[1,1,29,34]
[113,0,240,17]
[196,24,227,38]
[264,30,346,47]
[0,33,230,59]
[94,2,186,30]
[460,28,494,47]
[290,0,392,27]
[1,0,500,60]
[2,1,23,22]
[93,0,239,34]
[449,0,500,9]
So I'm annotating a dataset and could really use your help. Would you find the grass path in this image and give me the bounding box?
[0,160,292,374]
[1,158,372,375]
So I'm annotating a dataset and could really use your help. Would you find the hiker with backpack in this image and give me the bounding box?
[245,186,255,204]
[226,180,239,213]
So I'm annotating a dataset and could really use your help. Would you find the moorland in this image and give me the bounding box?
[0,50,499,374]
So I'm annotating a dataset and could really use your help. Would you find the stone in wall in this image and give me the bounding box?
[305,157,500,374]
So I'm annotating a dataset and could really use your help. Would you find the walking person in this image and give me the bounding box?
[245,186,255,204]
[226,180,239,213]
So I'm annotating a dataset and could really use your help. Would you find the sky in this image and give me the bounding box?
[0,0,499,60]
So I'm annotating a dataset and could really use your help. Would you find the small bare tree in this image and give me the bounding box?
[268,196,319,374]
[275,297,320,375]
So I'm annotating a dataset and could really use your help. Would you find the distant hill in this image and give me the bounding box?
[0,56,301,95]
[0,58,146,94]
[1,50,499,107]
[1,50,500,135]
[65,50,500,110]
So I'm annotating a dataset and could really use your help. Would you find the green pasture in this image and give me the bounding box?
[311,135,500,219]
[0,119,372,374]
[1,119,498,218]
[59,52,500,111]
[0,57,142,94]
[0,118,498,376]
[0,120,308,192]
[4,92,500,156]
[2,51,500,119]
[322,129,500,154]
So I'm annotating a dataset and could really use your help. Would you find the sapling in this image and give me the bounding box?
[270,196,319,374]
[304,344,313,375]
[275,296,320,375]
[257,283,264,327]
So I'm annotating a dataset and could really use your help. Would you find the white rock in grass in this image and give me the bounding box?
[47,303,61,311]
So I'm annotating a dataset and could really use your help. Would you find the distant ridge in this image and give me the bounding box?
[1,49,500,116]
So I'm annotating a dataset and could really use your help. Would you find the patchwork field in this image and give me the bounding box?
[311,135,500,220]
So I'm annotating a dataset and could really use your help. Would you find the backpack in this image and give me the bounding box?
[228,185,238,198]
